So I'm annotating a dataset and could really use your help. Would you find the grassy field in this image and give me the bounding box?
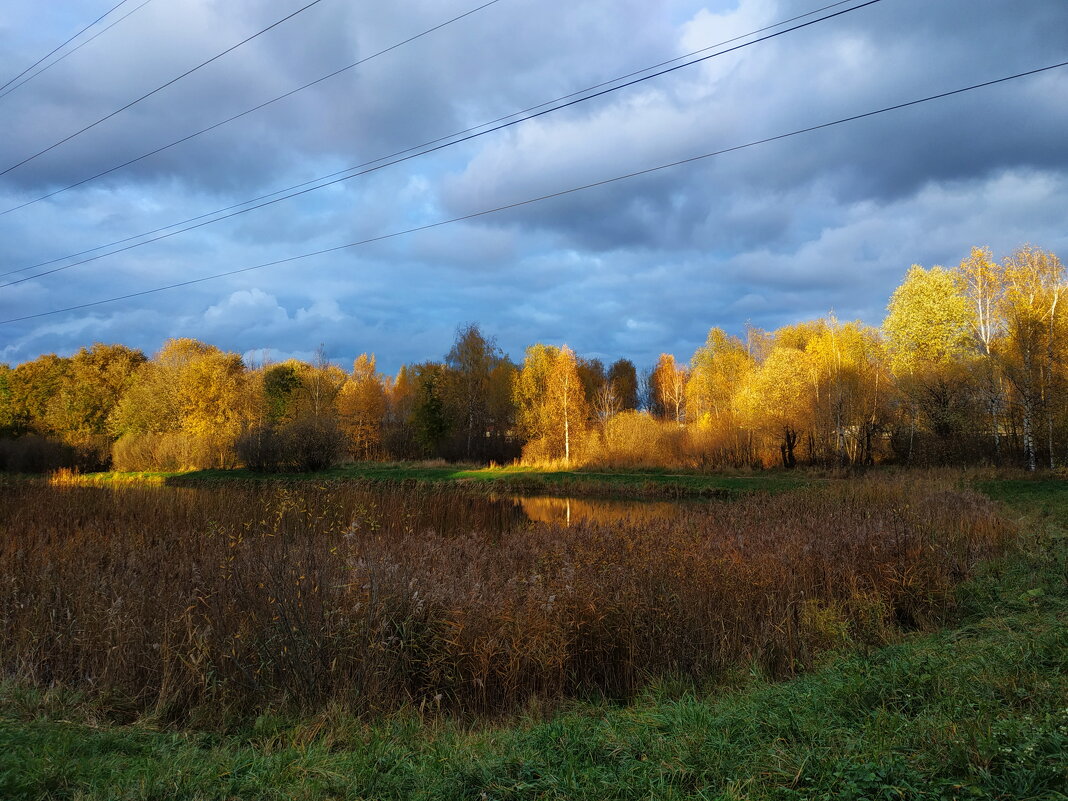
[0,475,1064,800]
[56,461,816,498]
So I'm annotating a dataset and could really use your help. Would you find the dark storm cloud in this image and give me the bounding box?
[0,0,1066,373]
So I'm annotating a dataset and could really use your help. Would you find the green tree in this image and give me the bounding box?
[8,354,71,435]
[410,362,451,456]
[262,363,303,423]
[607,358,639,412]
[444,323,505,459]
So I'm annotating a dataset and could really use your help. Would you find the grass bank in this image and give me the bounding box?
[1,476,1064,799]
[55,461,815,498]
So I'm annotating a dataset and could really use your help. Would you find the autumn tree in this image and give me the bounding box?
[998,246,1066,470]
[883,265,977,461]
[805,319,890,465]
[591,373,622,428]
[884,266,972,372]
[545,346,588,463]
[293,345,345,420]
[380,365,418,458]
[514,344,557,444]
[686,328,752,425]
[110,338,251,470]
[649,353,688,423]
[514,344,588,463]
[336,354,387,459]
[954,246,1008,459]
[738,346,815,467]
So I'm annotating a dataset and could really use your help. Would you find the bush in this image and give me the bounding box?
[234,425,287,472]
[235,418,346,473]
[0,435,76,473]
[583,411,685,468]
[285,416,345,471]
[112,432,237,472]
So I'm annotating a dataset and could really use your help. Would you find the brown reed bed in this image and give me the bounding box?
[0,476,1011,724]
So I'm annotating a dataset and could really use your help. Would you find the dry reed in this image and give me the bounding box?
[0,476,1010,722]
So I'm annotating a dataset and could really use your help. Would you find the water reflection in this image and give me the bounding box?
[514,496,687,526]
[44,480,690,533]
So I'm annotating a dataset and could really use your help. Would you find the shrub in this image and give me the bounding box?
[284,416,345,472]
[112,431,237,472]
[234,425,286,472]
[0,435,76,473]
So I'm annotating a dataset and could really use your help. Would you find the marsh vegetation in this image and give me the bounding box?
[1,475,1009,725]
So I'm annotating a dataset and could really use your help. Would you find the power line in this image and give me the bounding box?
[0,0,883,286]
[0,0,157,101]
[1,0,506,216]
[0,0,132,94]
[4,59,1063,326]
[0,0,328,178]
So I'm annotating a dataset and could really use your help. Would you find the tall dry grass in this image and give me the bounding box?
[0,476,1010,722]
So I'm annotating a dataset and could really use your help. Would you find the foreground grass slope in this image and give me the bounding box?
[1,477,1065,800]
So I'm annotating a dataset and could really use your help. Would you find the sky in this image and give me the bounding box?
[0,0,1066,374]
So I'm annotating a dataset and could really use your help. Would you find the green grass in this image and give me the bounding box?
[65,461,815,499]
[2,476,1065,800]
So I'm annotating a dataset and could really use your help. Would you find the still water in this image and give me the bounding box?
[513,496,689,526]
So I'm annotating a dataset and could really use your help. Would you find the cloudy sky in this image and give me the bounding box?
[0,0,1065,373]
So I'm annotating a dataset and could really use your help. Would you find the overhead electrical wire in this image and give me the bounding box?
[0,0,157,101]
[1,0,506,216]
[3,59,1064,326]
[0,0,328,178]
[0,0,883,287]
[0,0,133,94]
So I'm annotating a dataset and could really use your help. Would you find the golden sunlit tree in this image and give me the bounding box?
[649,353,688,424]
[514,344,588,463]
[737,345,815,468]
[110,338,252,470]
[998,246,1066,470]
[336,354,387,460]
[883,265,976,462]
[805,319,890,465]
[954,246,1008,459]
[686,328,752,426]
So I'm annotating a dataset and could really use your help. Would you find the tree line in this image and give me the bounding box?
[1,245,1064,472]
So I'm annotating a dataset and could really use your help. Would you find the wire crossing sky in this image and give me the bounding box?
[0,0,883,286]
[0,0,1066,372]
[0,0,133,94]
[0,0,158,101]
[4,58,1063,325]
[0,0,328,177]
